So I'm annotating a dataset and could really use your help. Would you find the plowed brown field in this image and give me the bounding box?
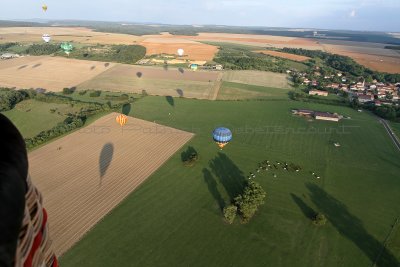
[28,113,194,256]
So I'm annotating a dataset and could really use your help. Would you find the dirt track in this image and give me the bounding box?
[28,113,194,256]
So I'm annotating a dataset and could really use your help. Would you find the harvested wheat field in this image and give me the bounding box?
[0,27,143,45]
[186,32,322,50]
[255,50,310,62]
[77,64,220,99]
[0,56,115,90]
[321,42,400,73]
[28,112,194,256]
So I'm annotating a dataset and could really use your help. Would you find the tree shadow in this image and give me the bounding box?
[122,103,131,115]
[166,96,174,107]
[291,193,316,220]
[306,183,399,267]
[90,65,96,70]
[209,152,246,202]
[32,63,42,68]
[18,65,27,70]
[181,146,197,162]
[176,89,184,97]
[104,62,110,67]
[203,168,225,211]
[178,67,184,74]
[136,72,142,78]
[99,143,114,185]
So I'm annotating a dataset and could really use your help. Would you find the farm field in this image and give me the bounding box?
[320,40,400,73]
[217,81,289,100]
[222,70,291,88]
[390,122,400,140]
[255,50,311,62]
[1,99,74,138]
[28,112,194,256]
[77,64,220,99]
[0,56,115,91]
[60,96,400,267]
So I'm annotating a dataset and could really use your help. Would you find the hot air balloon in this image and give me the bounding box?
[190,64,198,71]
[177,48,184,57]
[213,127,232,149]
[42,4,48,12]
[116,114,127,127]
[42,34,51,43]
[60,42,73,55]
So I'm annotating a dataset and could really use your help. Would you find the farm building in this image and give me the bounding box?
[309,90,328,96]
[1,53,20,59]
[314,112,340,122]
[292,109,314,116]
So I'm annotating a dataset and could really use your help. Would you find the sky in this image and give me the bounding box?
[1,0,400,32]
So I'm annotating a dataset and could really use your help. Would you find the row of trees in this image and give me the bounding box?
[282,48,400,83]
[65,44,146,64]
[223,180,266,224]
[0,88,36,111]
[214,47,289,73]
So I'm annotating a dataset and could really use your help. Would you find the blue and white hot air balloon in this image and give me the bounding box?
[212,127,232,149]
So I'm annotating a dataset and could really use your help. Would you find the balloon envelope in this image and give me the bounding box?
[212,127,232,149]
[177,48,184,56]
[60,42,73,54]
[42,5,47,11]
[42,34,51,43]
[116,114,128,127]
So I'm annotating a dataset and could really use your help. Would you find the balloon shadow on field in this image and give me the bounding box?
[166,96,174,107]
[178,67,184,74]
[122,103,131,115]
[291,193,316,221]
[306,183,399,267]
[209,153,246,202]
[18,65,28,70]
[99,143,114,185]
[90,65,96,70]
[32,63,42,68]
[136,72,142,78]
[176,89,184,97]
[104,62,110,67]
[203,168,225,211]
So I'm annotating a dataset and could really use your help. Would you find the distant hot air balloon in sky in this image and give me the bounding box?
[42,4,48,12]
[116,114,127,127]
[60,42,73,55]
[42,34,51,43]
[213,127,232,149]
[177,48,184,56]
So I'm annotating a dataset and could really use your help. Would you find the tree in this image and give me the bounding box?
[223,205,238,224]
[313,213,327,226]
[234,181,266,223]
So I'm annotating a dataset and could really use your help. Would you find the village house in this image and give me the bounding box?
[309,90,328,96]
[358,94,374,103]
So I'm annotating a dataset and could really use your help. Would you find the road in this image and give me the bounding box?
[379,119,400,152]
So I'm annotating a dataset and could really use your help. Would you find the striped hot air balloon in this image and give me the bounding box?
[116,114,127,127]
[212,127,232,149]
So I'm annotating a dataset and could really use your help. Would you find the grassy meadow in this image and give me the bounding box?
[59,96,400,267]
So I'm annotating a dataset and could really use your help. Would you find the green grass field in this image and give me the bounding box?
[217,81,289,100]
[60,96,400,267]
[389,122,400,140]
[222,70,291,89]
[1,99,74,138]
